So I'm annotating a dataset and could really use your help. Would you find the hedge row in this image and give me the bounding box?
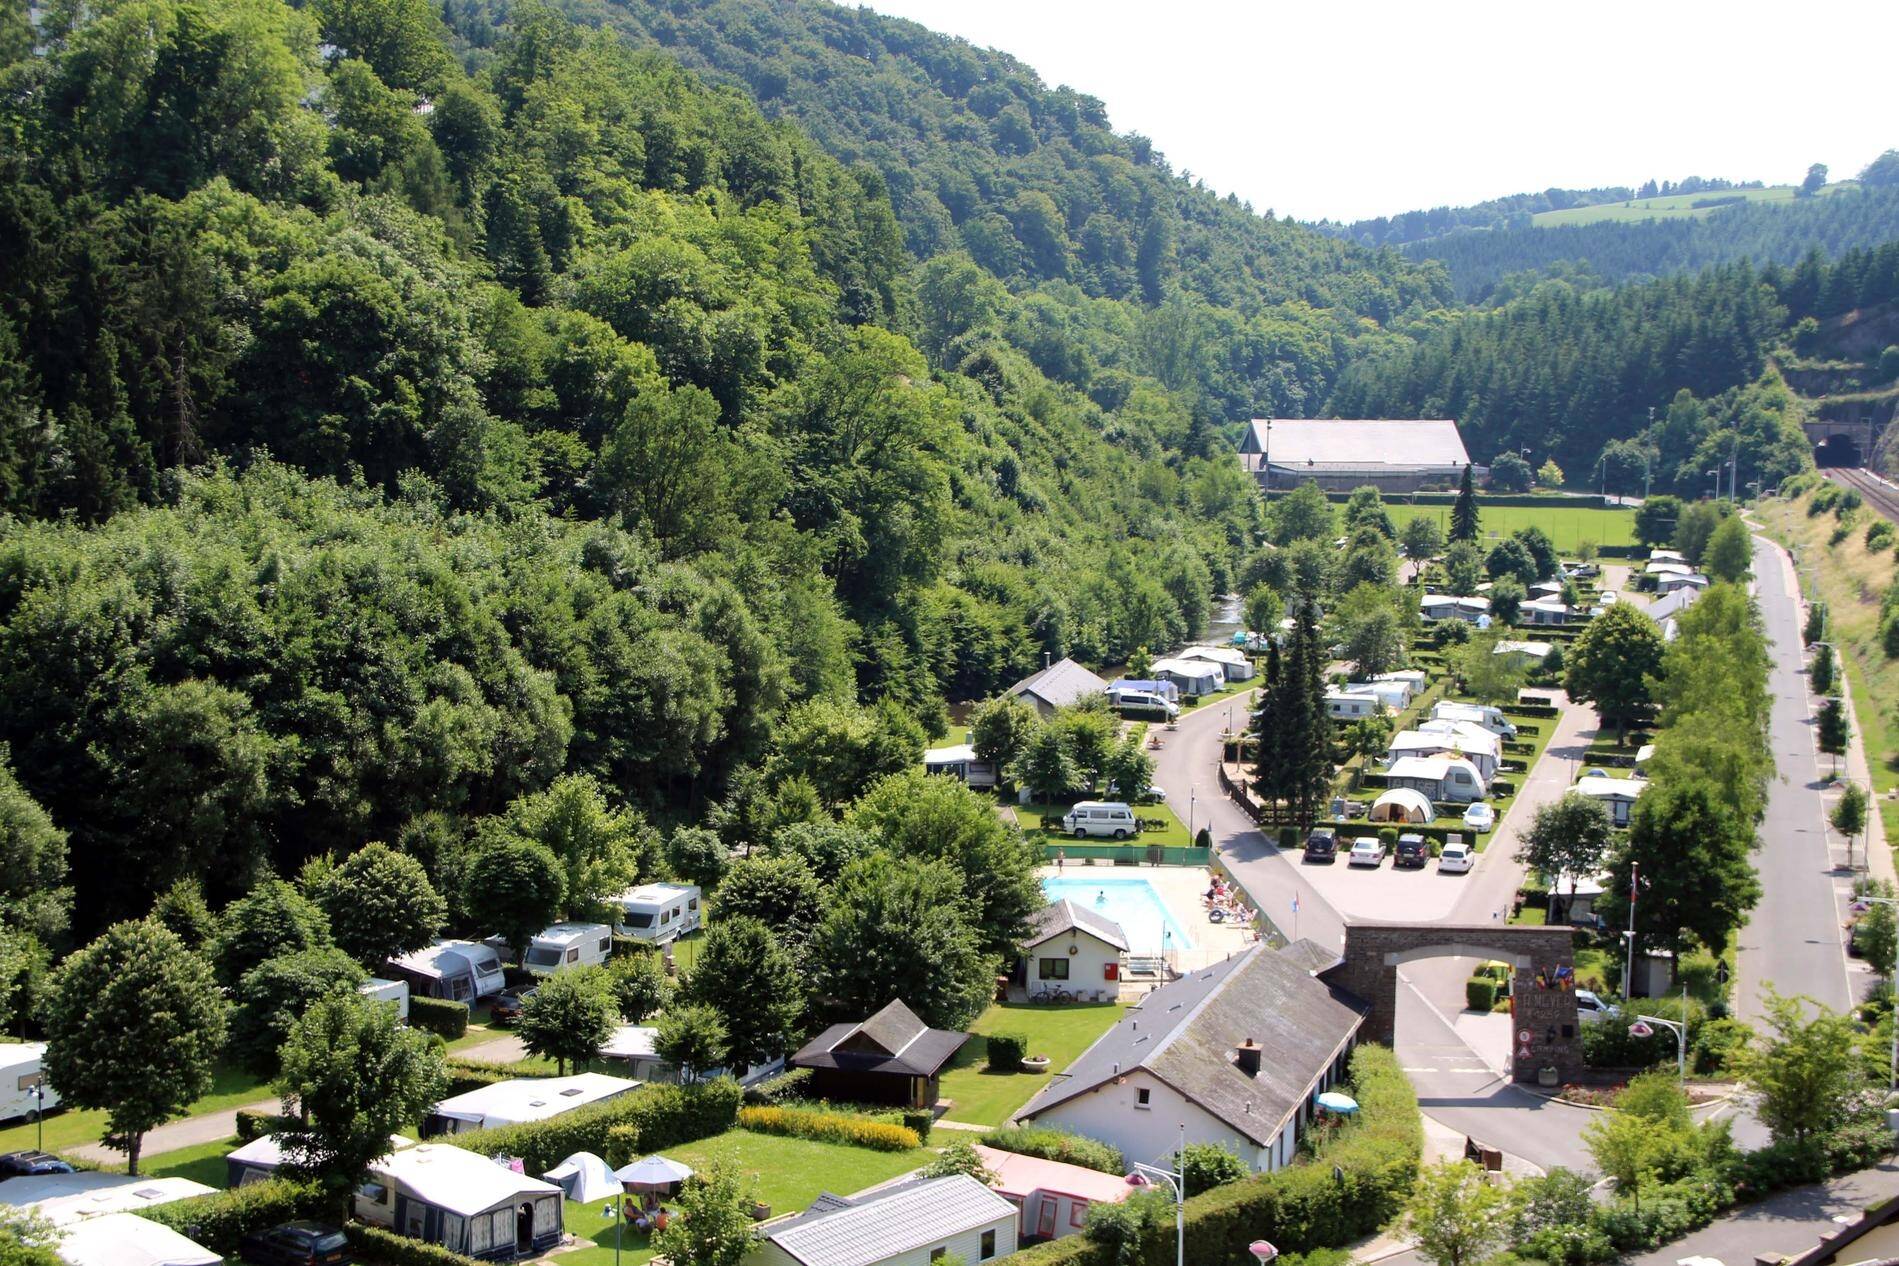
[736,1105,920,1152]
[979,1124,1124,1175]
[347,1224,483,1266]
[443,1078,743,1175]
[743,1066,813,1105]
[442,1054,548,1097]
[999,1046,1422,1266]
[146,1178,333,1256]
[408,996,468,1039]
[234,1108,294,1142]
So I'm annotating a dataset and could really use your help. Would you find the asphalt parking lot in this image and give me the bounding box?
[1289,831,1494,923]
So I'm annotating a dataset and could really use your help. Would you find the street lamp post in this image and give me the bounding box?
[27,1085,42,1153]
[602,1202,624,1266]
[1129,1125,1188,1266]
[1628,1014,1687,1081]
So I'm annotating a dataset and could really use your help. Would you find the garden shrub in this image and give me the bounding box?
[1690,1017,1752,1076]
[736,1105,919,1151]
[604,1122,640,1168]
[980,1124,1125,1175]
[744,1066,812,1104]
[1868,520,1896,553]
[986,1032,1029,1071]
[346,1224,482,1265]
[407,996,468,1039]
[902,1108,933,1142]
[234,1108,294,1142]
[1465,976,1498,1011]
[446,1078,742,1174]
[146,1179,330,1256]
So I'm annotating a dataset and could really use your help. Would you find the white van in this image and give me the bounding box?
[1108,688,1179,719]
[1429,700,1517,739]
[1060,801,1139,839]
[518,923,614,977]
[0,1043,56,1122]
[609,883,702,946]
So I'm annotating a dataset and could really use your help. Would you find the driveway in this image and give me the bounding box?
[1733,532,1855,1021]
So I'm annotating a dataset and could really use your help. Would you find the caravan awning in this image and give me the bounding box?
[1369,789,1433,823]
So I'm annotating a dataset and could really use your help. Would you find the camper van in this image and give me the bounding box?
[0,1044,56,1122]
[517,923,614,977]
[1429,700,1517,739]
[609,883,702,946]
[1060,801,1139,839]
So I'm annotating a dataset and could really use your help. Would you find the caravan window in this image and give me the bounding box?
[526,947,562,968]
[624,912,655,928]
[566,947,580,963]
[15,1073,37,1091]
[660,910,671,925]
[598,937,612,955]
[688,897,699,912]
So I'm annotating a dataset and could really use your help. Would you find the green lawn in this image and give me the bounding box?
[0,1063,272,1157]
[551,1130,927,1265]
[141,1136,239,1187]
[1014,800,1192,847]
[1393,502,1636,553]
[1530,182,1852,227]
[936,1001,1125,1127]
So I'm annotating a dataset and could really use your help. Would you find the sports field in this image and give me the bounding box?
[1531,182,1853,228]
[1394,502,1635,553]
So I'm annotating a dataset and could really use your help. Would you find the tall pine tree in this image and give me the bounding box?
[1251,640,1286,821]
[1283,595,1334,829]
[1450,464,1480,543]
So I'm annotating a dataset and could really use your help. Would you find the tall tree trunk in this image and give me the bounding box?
[127,1132,142,1177]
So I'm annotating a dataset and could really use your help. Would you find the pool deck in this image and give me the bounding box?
[1037,863,1255,985]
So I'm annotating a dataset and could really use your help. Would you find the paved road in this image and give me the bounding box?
[67,1097,279,1166]
[1733,532,1855,1022]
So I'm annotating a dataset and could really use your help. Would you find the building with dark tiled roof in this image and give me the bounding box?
[789,1000,969,1110]
[1007,658,1109,717]
[1013,942,1364,1171]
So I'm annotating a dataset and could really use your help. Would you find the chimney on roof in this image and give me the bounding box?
[1235,1039,1263,1079]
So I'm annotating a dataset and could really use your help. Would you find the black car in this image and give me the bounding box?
[491,985,538,1026]
[240,1220,351,1266]
[1393,834,1429,869]
[1302,828,1338,862]
[0,1151,72,1178]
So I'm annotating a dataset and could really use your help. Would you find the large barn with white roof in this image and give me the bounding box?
[1238,418,1482,493]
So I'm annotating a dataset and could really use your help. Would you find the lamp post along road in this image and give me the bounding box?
[1628,1014,1687,1081]
[1129,1124,1188,1266]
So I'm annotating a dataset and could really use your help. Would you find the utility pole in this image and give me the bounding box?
[1622,860,1640,1000]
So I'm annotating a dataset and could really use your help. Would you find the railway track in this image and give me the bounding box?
[1823,466,1899,525]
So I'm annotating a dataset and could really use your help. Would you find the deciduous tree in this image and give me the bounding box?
[1565,604,1665,738]
[1404,1161,1514,1266]
[809,854,994,1029]
[681,917,804,1069]
[1741,991,1864,1147]
[230,946,368,1075]
[518,968,617,1074]
[300,844,445,969]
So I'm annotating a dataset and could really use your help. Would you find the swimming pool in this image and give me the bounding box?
[1042,876,1194,955]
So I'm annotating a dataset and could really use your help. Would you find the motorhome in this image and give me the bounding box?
[0,1044,55,1122]
[608,883,702,946]
[516,923,614,978]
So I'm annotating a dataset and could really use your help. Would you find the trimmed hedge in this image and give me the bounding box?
[346,1224,483,1265]
[408,996,468,1039]
[441,1054,548,1097]
[444,1077,743,1175]
[999,1046,1421,1266]
[986,1033,1028,1072]
[980,1124,1124,1175]
[902,1108,932,1143]
[145,1178,332,1256]
[1466,976,1500,1011]
[744,1066,812,1105]
[736,1105,920,1151]
[234,1108,293,1142]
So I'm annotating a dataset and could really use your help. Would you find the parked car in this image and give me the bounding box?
[1437,842,1474,874]
[490,985,538,1027]
[1463,803,1496,833]
[0,1151,71,1178]
[1347,837,1384,868]
[1105,781,1167,804]
[1574,989,1619,1024]
[1393,834,1429,869]
[1302,828,1337,863]
[240,1221,352,1266]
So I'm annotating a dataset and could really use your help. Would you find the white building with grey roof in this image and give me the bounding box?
[1020,899,1129,1000]
[1239,418,1481,493]
[748,1174,1015,1266]
[1012,942,1365,1172]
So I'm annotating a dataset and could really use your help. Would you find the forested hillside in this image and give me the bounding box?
[1329,244,1899,494]
[1412,183,1899,300]
[0,0,1273,934]
[492,0,1454,419]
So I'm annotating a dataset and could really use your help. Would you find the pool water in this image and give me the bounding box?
[1042,876,1195,955]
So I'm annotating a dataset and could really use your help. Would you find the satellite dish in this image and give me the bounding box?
[1628,1021,1654,1038]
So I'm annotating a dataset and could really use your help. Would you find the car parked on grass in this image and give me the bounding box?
[1348,837,1384,867]
[240,1221,351,1266]
[0,1151,71,1178]
[1393,834,1429,869]
[1463,803,1496,833]
[1302,828,1337,863]
[1437,842,1474,873]
[490,985,538,1027]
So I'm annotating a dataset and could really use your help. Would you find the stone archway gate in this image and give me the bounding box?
[1336,923,1583,1084]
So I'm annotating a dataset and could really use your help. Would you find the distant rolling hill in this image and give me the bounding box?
[1531,182,1857,228]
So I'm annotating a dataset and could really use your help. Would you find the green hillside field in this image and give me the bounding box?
[1532,182,1856,227]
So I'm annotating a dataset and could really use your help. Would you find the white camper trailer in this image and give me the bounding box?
[386,940,508,1003]
[518,923,614,978]
[0,1044,56,1123]
[359,977,411,1021]
[608,883,701,945]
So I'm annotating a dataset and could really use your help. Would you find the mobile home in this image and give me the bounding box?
[1149,658,1224,698]
[1324,689,1379,721]
[423,1073,640,1137]
[924,744,999,789]
[1176,645,1255,682]
[1384,756,1485,804]
[385,940,508,1004]
[608,883,701,945]
[1428,700,1517,739]
[357,1144,564,1260]
[0,1044,56,1122]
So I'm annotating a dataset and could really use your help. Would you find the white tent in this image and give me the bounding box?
[55,1212,218,1266]
[1368,788,1433,824]
[544,1152,622,1205]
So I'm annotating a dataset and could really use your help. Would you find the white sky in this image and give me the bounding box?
[854,0,1899,223]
